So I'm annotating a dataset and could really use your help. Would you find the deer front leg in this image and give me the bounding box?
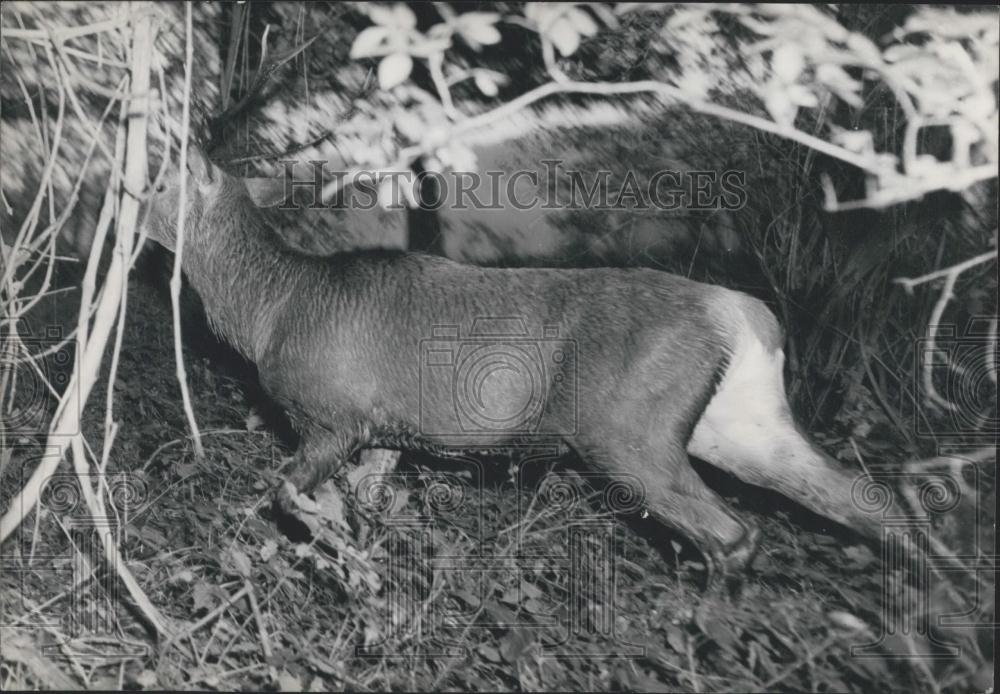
[353,449,402,485]
[276,426,360,515]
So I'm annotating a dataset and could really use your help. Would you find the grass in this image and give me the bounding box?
[0,6,994,689]
[1,265,992,692]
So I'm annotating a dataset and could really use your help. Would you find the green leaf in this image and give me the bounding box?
[787,84,819,108]
[833,129,874,154]
[816,64,863,107]
[459,11,502,49]
[378,52,413,89]
[566,7,598,36]
[392,3,417,29]
[771,44,804,83]
[763,88,797,126]
[846,33,882,63]
[351,26,390,58]
[460,11,501,26]
[368,5,395,26]
[548,18,581,57]
[368,4,415,29]
[461,22,502,47]
[474,71,499,97]
[523,4,553,26]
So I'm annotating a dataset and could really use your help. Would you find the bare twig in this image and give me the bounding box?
[168,3,206,459]
[684,632,702,693]
[427,52,459,120]
[139,428,271,472]
[320,77,912,204]
[219,0,246,111]
[76,7,170,638]
[5,52,66,280]
[894,249,998,411]
[0,19,163,646]
[895,250,999,292]
[1,14,150,43]
[822,166,1000,211]
[902,446,996,473]
[163,584,252,651]
[761,631,843,690]
[245,581,278,682]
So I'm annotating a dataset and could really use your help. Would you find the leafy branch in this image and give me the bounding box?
[342,2,997,212]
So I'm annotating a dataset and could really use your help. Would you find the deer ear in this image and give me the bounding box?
[186,146,215,185]
[244,177,286,208]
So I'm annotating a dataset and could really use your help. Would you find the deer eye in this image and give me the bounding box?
[155,183,167,193]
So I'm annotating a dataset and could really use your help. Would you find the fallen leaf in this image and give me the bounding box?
[276,670,301,691]
[378,52,412,90]
[695,605,738,654]
[828,610,868,633]
[523,598,547,615]
[135,669,157,688]
[170,569,194,584]
[260,539,279,562]
[478,643,502,662]
[500,628,532,664]
[175,462,199,478]
[192,581,218,613]
[222,546,253,578]
[520,580,542,599]
[245,411,266,431]
[363,624,381,646]
[664,624,686,654]
[843,544,875,567]
[314,483,350,529]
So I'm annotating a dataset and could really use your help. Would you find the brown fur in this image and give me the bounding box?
[142,150,877,587]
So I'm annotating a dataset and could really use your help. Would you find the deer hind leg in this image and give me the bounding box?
[572,436,760,588]
[641,446,761,587]
[688,340,880,538]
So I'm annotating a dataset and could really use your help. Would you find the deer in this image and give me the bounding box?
[139,147,888,589]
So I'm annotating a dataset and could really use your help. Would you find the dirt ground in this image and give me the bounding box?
[1,259,993,692]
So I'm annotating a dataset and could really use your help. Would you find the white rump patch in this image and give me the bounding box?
[688,334,791,469]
